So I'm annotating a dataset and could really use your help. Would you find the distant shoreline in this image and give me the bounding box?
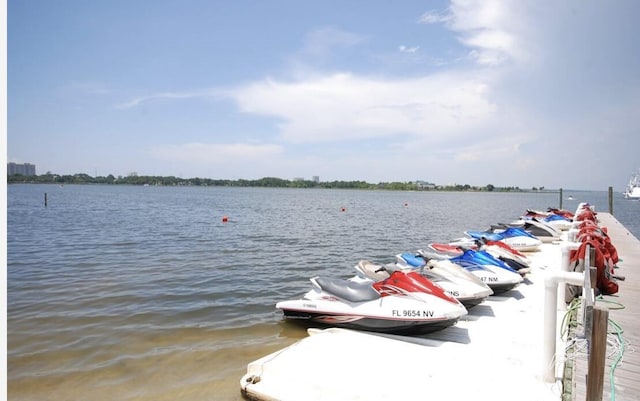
[7,173,555,193]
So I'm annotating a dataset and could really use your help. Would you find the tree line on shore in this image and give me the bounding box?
[7,172,547,192]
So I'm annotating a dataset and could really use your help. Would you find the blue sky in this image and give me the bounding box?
[7,0,640,190]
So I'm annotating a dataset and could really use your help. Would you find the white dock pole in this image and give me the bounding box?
[543,267,583,383]
[558,238,580,310]
[543,277,560,383]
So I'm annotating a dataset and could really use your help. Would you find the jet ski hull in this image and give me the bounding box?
[462,266,521,294]
[457,296,486,308]
[278,306,460,334]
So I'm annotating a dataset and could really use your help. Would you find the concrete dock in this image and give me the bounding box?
[240,209,639,401]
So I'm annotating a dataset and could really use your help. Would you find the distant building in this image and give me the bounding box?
[415,180,436,189]
[8,162,36,176]
[312,176,320,183]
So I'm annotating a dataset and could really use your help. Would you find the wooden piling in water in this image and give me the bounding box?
[559,188,563,210]
[44,192,47,207]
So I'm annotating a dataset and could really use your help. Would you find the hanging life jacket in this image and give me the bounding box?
[565,238,619,303]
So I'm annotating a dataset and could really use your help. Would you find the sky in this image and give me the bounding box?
[7,0,640,190]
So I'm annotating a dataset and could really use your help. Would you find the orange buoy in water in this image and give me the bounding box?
[222,216,229,223]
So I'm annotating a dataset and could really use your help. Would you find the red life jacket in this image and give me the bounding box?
[569,238,618,296]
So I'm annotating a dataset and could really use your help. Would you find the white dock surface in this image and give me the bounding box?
[241,240,570,400]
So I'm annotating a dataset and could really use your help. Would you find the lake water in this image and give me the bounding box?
[7,184,639,400]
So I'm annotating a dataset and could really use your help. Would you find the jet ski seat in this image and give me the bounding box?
[315,277,380,303]
[357,260,392,281]
[399,253,426,268]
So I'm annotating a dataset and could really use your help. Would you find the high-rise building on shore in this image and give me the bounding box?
[8,162,37,176]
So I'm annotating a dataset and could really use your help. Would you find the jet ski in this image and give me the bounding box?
[523,209,573,231]
[355,258,492,308]
[464,227,542,251]
[546,207,575,221]
[419,243,472,260]
[416,248,523,293]
[276,270,467,334]
[421,242,531,275]
[491,218,561,243]
[475,239,532,274]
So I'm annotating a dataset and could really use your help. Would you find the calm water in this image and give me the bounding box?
[7,185,639,400]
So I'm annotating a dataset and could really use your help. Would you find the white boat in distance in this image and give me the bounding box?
[623,169,640,199]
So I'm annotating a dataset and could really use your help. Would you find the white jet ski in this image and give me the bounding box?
[276,270,467,334]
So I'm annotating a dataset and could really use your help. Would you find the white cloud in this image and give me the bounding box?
[399,45,420,53]
[421,0,527,66]
[418,11,452,25]
[223,72,497,143]
[115,90,215,109]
